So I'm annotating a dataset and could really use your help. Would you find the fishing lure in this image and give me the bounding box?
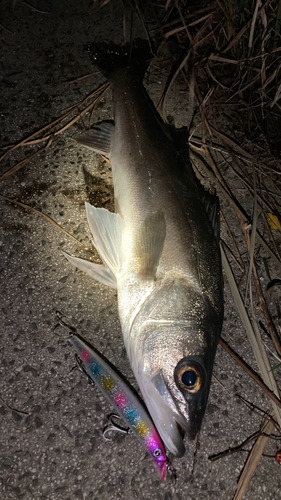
[70,333,167,480]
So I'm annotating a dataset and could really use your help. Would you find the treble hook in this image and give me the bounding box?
[103,414,130,441]
[167,460,177,482]
[54,311,77,335]
[72,354,95,387]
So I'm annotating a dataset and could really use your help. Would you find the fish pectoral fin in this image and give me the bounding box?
[86,202,124,276]
[63,252,117,289]
[76,121,114,157]
[133,212,166,279]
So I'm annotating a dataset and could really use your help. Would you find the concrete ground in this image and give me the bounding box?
[1,1,281,499]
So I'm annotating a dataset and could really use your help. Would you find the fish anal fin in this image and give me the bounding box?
[63,252,117,289]
[76,122,114,157]
[133,212,166,279]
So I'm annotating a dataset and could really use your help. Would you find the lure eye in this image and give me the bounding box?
[175,362,203,393]
[153,449,161,458]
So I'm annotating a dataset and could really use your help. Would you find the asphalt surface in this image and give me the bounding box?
[1,1,281,499]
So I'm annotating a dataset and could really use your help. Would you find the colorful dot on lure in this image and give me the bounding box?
[102,376,115,391]
[81,349,91,363]
[69,333,167,481]
[125,407,139,424]
[114,392,128,408]
[91,363,102,376]
[136,421,148,437]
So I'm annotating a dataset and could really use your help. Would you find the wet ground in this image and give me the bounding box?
[1,1,281,499]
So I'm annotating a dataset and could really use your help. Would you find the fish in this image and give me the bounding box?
[64,39,224,458]
[70,332,167,480]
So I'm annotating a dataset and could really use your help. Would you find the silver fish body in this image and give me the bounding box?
[66,41,223,457]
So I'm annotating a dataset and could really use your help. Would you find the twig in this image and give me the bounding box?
[209,430,261,462]
[22,1,50,13]
[67,74,96,84]
[243,224,281,358]
[0,195,87,247]
[249,0,262,51]
[233,416,276,500]
[0,146,47,183]
[0,82,109,162]
[220,211,245,272]
[0,23,15,34]
[0,395,29,417]
[236,394,279,426]
[221,245,281,428]
[219,337,281,409]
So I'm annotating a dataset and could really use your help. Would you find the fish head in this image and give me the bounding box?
[130,277,223,457]
[134,329,216,456]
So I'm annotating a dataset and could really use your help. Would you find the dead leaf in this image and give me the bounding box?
[267,213,281,231]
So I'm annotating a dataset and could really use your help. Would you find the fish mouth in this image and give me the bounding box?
[136,370,187,457]
[175,409,202,441]
[156,407,186,458]
[143,367,206,456]
[134,351,207,456]
[171,399,200,443]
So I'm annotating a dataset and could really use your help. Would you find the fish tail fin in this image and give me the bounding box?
[84,39,153,80]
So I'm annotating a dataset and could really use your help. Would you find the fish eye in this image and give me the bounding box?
[175,361,202,393]
[182,369,197,387]
[153,449,161,458]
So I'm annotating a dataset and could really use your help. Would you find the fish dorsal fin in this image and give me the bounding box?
[63,252,117,289]
[76,122,114,157]
[132,212,166,279]
[201,192,220,242]
[86,202,124,275]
